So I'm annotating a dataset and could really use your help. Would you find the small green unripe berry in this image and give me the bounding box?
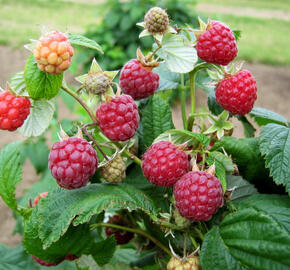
[144,7,169,34]
[100,155,126,183]
[84,72,111,95]
[173,208,191,229]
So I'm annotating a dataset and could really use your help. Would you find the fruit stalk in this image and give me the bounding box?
[188,70,197,131]
[61,84,97,122]
[91,222,171,256]
[180,74,188,129]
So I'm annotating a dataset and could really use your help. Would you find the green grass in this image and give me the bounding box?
[201,13,290,66]
[0,0,104,47]
[197,0,290,12]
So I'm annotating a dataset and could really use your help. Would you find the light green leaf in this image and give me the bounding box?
[0,142,22,212]
[18,99,54,137]
[9,71,28,96]
[259,124,290,194]
[68,34,103,53]
[201,206,290,270]
[250,107,288,127]
[38,184,157,248]
[154,64,180,91]
[226,175,257,202]
[160,33,197,73]
[24,55,62,100]
[142,95,174,147]
[153,129,210,148]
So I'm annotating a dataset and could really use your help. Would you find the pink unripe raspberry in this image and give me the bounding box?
[215,70,257,115]
[32,255,64,266]
[174,171,223,221]
[33,192,48,206]
[0,91,31,131]
[48,137,98,189]
[196,21,237,66]
[120,59,159,100]
[96,94,140,141]
[142,141,190,187]
[33,31,74,74]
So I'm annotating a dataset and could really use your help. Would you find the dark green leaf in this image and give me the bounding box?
[236,194,290,233]
[92,237,116,266]
[68,34,103,53]
[142,95,174,147]
[153,129,210,148]
[201,207,290,269]
[226,175,258,202]
[250,107,288,126]
[24,55,62,100]
[232,29,241,41]
[208,88,224,116]
[38,184,157,247]
[259,124,290,194]
[236,115,256,137]
[0,142,22,212]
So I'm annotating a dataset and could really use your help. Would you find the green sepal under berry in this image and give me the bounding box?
[24,54,63,100]
[23,205,95,263]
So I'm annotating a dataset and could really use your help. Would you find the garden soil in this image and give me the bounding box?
[0,45,289,246]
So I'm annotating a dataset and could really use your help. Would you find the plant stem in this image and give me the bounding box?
[188,70,197,131]
[180,75,188,130]
[82,123,109,161]
[150,214,183,231]
[114,142,142,166]
[91,223,171,256]
[61,85,97,122]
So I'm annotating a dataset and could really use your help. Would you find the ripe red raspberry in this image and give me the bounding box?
[120,59,159,100]
[33,192,48,206]
[0,91,31,131]
[105,215,134,245]
[65,254,79,261]
[196,21,237,66]
[96,94,139,141]
[32,255,64,266]
[33,31,74,74]
[215,70,257,115]
[48,137,98,189]
[142,141,190,187]
[174,171,223,221]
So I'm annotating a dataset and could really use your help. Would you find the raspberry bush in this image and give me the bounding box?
[0,7,290,270]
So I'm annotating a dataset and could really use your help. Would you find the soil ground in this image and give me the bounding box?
[0,45,289,247]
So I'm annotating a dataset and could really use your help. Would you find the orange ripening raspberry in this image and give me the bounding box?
[33,31,74,74]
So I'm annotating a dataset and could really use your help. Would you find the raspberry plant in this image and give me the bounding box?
[0,7,290,270]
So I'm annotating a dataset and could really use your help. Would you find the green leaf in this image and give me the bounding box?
[236,194,290,233]
[38,184,157,247]
[142,95,174,147]
[0,142,22,212]
[236,115,256,137]
[24,55,63,100]
[200,226,247,270]
[153,129,210,148]
[9,71,28,96]
[0,244,37,270]
[21,138,49,174]
[226,175,258,202]
[232,29,242,41]
[68,34,103,53]
[154,64,180,91]
[91,237,116,266]
[208,88,224,116]
[214,137,268,182]
[201,207,290,270]
[18,99,55,137]
[250,107,288,126]
[24,207,94,263]
[160,33,197,73]
[206,151,234,191]
[259,124,290,194]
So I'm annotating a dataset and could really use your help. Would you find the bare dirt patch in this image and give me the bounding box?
[0,45,289,246]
